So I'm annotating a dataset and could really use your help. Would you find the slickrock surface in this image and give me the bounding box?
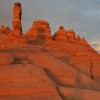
[59,87,100,100]
[0,2,99,100]
[0,64,61,100]
[0,53,14,65]
[8,2,27,43]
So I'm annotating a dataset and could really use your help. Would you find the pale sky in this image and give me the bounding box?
[0,0,100,52]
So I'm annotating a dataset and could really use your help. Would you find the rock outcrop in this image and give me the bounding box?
[76,35,81,41]
[0,2,99,100]
[12,2,22,35]
[0,25,12,35]
[76,35,88,45]
[82,37,87,43]
[66,30,76,40]
[8,2,27,43]
[53,26,68,41]
[25,20,51,40]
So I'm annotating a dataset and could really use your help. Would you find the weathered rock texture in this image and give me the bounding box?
[0,25,12,35]
[66,30,76,40]
[25,20,51,40]
[53,26,68,41]
[0,2,99,100]
[0,53,14,65]
[76,35,81,41]
[12,2,22,36]
[75,35,89,45]
[7,2,27,43]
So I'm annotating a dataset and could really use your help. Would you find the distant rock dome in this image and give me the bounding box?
[25,20,51,40]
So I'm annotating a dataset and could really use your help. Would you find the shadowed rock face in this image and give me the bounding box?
[25,20,51,40]
[12,2,22,35]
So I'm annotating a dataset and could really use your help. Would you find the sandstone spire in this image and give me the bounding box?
[53,26,68,41]
[66,30,76,40]
[76,35,81,41]
[12,2,22,35]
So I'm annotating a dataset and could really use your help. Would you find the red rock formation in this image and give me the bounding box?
[12,2,22,36]
[0,53,14,65]
[76,35,89,45]
[0,25,12,35]
[25,20,51,40]
[82,37,87,42]
[53,26,68,41]
[59,87,100,100]
[8,2,27,43]
[0,2,99,100]
[76,35,81,41]
[66,30,76,40]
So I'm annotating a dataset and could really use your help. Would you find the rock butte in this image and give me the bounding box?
[0,2,100,100]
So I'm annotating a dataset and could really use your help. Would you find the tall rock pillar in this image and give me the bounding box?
[12,2,22,36]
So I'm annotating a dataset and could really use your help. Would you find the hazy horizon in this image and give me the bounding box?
[0,0,100,52]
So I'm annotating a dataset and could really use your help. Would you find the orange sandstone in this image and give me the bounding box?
[12,2,22,35]
[0,2,99,100]
[53,26,68,41]
[66,29,76,40]
[25,20,51,40]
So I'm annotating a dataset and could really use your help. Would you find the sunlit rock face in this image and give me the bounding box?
[0,2,100,100]
[12,2,22,35]
[76,35,81,41]
[66,30,76,41]
[53,26,68,41]
[76,35,88,45]
[7,2,27,43]
[0,25,12,35]
[25,20,51,40]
